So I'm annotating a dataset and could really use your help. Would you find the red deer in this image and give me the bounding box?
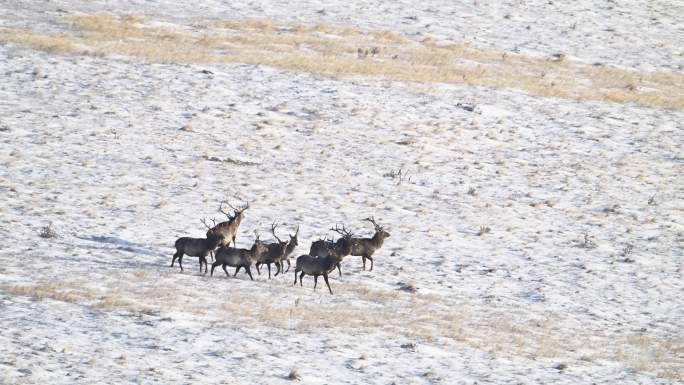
[206,200,249,251]
[350,217,390,271]
[308,224,353,276]
[210,232,267,280]
[256,223,290,279]
[172,223,223,273]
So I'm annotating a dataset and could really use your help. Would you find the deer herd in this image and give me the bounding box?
[171,200,390,294]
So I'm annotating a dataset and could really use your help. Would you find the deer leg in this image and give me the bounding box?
[246,266,254,281]
[210,261,218,276]
[267,263,272,279]
[275,261,281,277]
[368,255,374,271]
[234,266,241,277]
[313,275,318,291]
[299,271,305,287]
[293,269,298,285]
[323,273,333,295]
[199,256,206,274]
[256,262,261,275]
[362,256,366,270]
[171,251,182,268]
[337,262,342,277]
[178,255,184,272]
[222,264,229,277]
[285,259,291,272]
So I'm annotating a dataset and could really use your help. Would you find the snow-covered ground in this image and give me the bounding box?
[1,1,682,384]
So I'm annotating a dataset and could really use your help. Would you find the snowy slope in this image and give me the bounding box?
[1,1,682,384]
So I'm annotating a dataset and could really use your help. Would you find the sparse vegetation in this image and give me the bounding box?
[287,368,301,381]
[618,244,635,263]
[1,15,683,109]
[397,281,417,293]
[477,226,491,236]
[1,268,682,380]
[383,168,411,184]
[576,233,597,249]
[39,223,58,239]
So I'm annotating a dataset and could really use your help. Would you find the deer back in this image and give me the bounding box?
[298,254,337,275]
[260,241,288,263]
[176,236,217,257]
[309,239,333,257]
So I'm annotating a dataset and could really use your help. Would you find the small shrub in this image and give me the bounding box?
[477,226,491,236]
[383,168,411,184]
[39,223,58,239]
[577,233,597,249]
[397,282,417,293]
[287,368,301,381]
[618,245,635,263]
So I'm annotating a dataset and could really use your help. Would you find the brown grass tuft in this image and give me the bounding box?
[1,270,681,379]
[1,15,682,109]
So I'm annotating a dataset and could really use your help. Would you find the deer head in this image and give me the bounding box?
[365,217,390,239]
[202,217,218,234]
[289,224,299,247]
[331,223,353,256]
[331,223,353,240]
[251,230,268,256]
[221,200,249,223]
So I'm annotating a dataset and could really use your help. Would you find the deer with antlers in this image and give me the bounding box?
[308,224,354,276]
[171,220,224,274]
[204,200,249,255]
[293,228,351,294]
[350,217,390,271]
[278,225,299,273]
[211,231,267,280]
[255,222,290,279]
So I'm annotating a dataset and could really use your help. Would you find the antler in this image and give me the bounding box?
[331,223,353,238]
[364,217,381,231]
[271,222,283,243]
[226,200,250,213]
[253,229,260,241]
[218,201,234,220]
[200,218,212,230]
[293,224,299,237]
[238,201,250,213]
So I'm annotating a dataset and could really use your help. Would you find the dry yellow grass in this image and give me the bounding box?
[1,14,683,109]
[1,268,682,379]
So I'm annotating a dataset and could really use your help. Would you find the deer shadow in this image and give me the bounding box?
[76,235,162,257]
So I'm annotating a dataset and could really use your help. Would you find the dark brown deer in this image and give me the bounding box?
[350,217,390,271]
[210,231,267,280]
[294,227,352,294]
[171,223,224,274]
[292,254,337,294]
[278,225,299,273]
[308,224,353,276]
[255,223,290,279]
